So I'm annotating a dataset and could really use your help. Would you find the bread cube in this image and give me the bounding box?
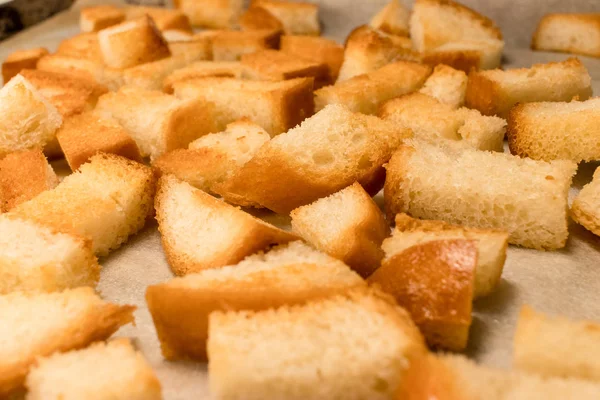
[572,166,600,237]
[369,0,410,36]
[418,64,468,108]
[56,32,102,62]
[212,29,281,61]
[238,7,283,31]
[240,49,328,83]
[532,13,600,58]
[126,5,192,33]
[174,0,244,28]
[252,0,320,36]
[421,39,504,71]
[80,5,126,33]
[280,35,344,83]
[2,47,48,83]
[163,61,243,92]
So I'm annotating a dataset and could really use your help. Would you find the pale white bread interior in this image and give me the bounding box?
[146,241,364,360]
[253,0,320,36]
[572,167,600,237]
[383,139,577,250]
[208,287,427,400]
[315,61,432,115]
[80,5,126,33]
[418,64,468,109]
[173,0,244,28]
[2,47,49,83]
[211,29,282,62]
[25,338,161,400]
[466,57,593,118]
[122,56,197,91]
[240,49,329,83]
[421,39,504,71]
[532,13,600,58]
[290,182,390,278]
[369,0,410,37]
[214,104,412,214]
[0,75,62,158]
[163,61,243,93]
[385,213,508,298]
[279,35,344,84]
[0,287,135,397]
[11,153,155,257]
[154,175,298,276]
[380,93,506,152]
[507,97,600,163]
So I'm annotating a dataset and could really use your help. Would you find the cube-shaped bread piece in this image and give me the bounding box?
[80,5,126,33]
[173,77,313,136]
[0,75,62,158]
[290,183,389,277]
[280,35,344,83]
[174,0,243,28]
[387,214,508,298]
[252,0,319,36]
[12,154,155,257]
[212,29,282,61]
[238,7,283,31]
[380,93,506,152]
[163,61,243,93]
[369,0,410,36]
[315,61,432,115]
[571,167,600,237]
[215,104,412,214]
[466,57,592,118]
[98,16,171,69]
[532,14,600,58]
[122,56,191,91]
[2,47,48,83]
[0,287,134,397]
[147,241,364,360]
[26,339,161,400]
[418,64,468,109]
[208,287,427,400]
[507,98,600,163]
[421,39,504,72]
[56,32,103,62]
[369,239,476,350]
[126,6,192,33]
[168,36,212,63]
[96,86,215,160]
[384,139,577,250]
[241,50,328,83]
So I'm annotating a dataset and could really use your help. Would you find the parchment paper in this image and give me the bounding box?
[1,1,600,398]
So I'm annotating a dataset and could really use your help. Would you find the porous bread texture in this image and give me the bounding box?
[0,287,135,397]
[240,50,329,83]
[370,0,410,37]
[386,214,508,298]
[315,61,432,115]
[290,182,390,278]
[418,64,468,108]
[380,93,506,152]
[96,86,215,160]
[252,0,320,36]
[420,39,504,71]
[56,32,102,62]
[0,75,62,158]
[384,139,577,250]
[80,5,126,33]
[466,57,593,118]
[2,47,49,83]
[11,153,155,257]
[571,167,600,237]
[208,287,427,400]
[173,77,314,136]
[214,104,413,214]
[238,7,284,31]
[122,56,198,91]
[212,29,281,61]
[163,61,243,93]
[174,0,244,28]
[146,241,364,360]
[125,6,192,33]
[532,14,600,58]
[337,25,420,82]
[280,35,344,83]
[98,16,171,69]
[154,175,298,276]
[25,339,161,400]
[507,97,600,162]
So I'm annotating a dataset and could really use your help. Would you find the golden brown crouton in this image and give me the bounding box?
[532,13,600,58]
[80,5,126,33]
[252,0,320,36]
[2,47,48,83]
[369,0,410,36]
[174,0,244,29]
[212,29,282,61]
[126,6,193,33]
[163,61,243,93]
[238,6,283,31]
[240,50,328,83]
[280,35,344,83]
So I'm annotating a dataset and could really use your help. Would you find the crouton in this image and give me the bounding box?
[163,61,243,92]
[168,36,212,62]
[290,183,389,277]
[207,287,427,400]
[214,104,412,214]
[369,0,410,36]
[212,29,282,61]
[172,77,313,136]
[80,5,126,33]
[126,6,193,33]
[122,56,191,91]
[36,54,124,91]
[2,47,49,83]
[532,14,600,58]
[95,86,215,160]
[571,166,600,237]
[420,39,504,71]
[0,288,134,397]
[466,58,592,118]
[384,139,577,250]
[280,35,344,83]
[241,49,329,83]
[174,0,244,28]
[161,29,194,42]
[25,339,161,400]
[418,64,468,108]
[315,61,432,114]
[155,176,299,276]
[98,16,171,69]
[238,7,283,31]
[12,154,155,257]
[56,32,102,62]
[252,0,320,36]
[147,241,364,360]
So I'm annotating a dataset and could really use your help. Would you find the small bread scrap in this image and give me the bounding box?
[571,167,600,237]
[26,339,162,400]
[208,287,427,400]
[37,54,124,91]
[155,176,299,276]
[2,47,49,83]
[0,148,57,212]
[215,104,412,214]
[387,214,508,298]
[280,35,344,83]
[212,29,282,61]
[96,86,215,160]
[12,154,155,257]
[241,50,329,84]
[173,77,313,136]
[0,287,135,397]
[238,7,283,31]
[126,6,193,33]
[369,0,410,36]
[508,98,600,163]
[380,93,506,152]
[0,75,62,158]
[421,39,504,71]
[80,5,126,33]
[146,241,364,360]
[532,13,600,58]
[290,183,389,277]
[418,64,468,109]
[163,61,243,92]
[98,16,171,69]
[174,0,244,28]
[466,57,592,118]
[56,32,103,62]
[384,139,577,250]
[252,0,320,36]
[315,61,432,115]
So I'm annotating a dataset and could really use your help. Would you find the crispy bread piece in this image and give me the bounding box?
[241,49,328,83]
[168,36,212,63]
[370,0,410,36]
[126,6,193,33]
[174,0,244,28]
[280,35,344,83]
[418,64,468,108]
[36,54,124,91]
[572,166,600,237]
[532,14,600,58]
[252,0,320,36]
[56,32,102,62]
[212,29,282,61]
[2,47,48,83]
[238,7,283,31]
[80,5,126,33]
[163,61,243,92]
[122,56,191,91]
[421,39,504,71]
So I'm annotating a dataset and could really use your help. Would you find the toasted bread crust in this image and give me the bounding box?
[280,36,344,83]
[241,50,329,82]
[421,49,482,73]
[2,48,49,83]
